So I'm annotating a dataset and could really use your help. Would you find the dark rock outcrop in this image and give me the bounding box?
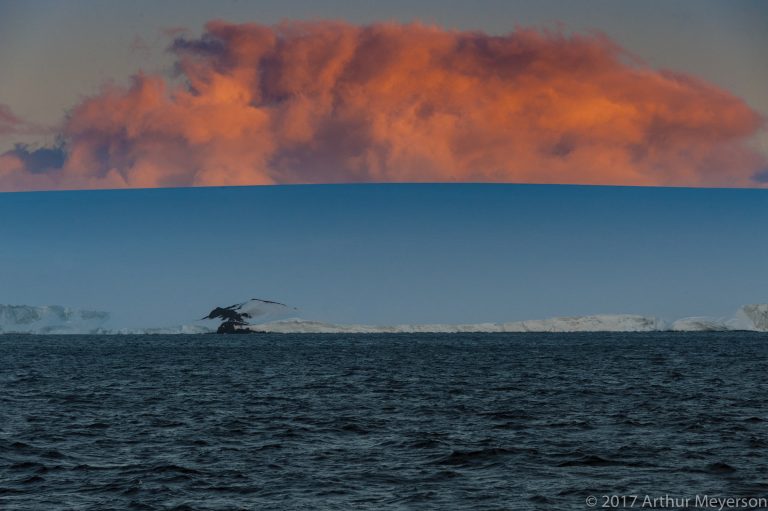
[204,298,294,334]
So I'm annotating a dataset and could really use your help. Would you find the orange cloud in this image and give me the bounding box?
[1,20,765,191]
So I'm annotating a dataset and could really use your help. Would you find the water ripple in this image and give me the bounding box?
[0,332,766,510]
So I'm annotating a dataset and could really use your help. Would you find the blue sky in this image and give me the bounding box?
[1,184,766,328]
[0,2,766,326]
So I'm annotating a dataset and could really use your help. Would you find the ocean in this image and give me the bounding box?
[1,332,766,510]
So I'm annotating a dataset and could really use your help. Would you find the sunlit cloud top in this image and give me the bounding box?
[0,20,765,191]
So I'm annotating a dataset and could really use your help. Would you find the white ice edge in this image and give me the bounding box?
[2,304,767,334]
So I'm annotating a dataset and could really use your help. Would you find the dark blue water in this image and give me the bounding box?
[1,333,767,510]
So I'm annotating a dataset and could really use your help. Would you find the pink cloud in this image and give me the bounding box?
[1,20,765,191]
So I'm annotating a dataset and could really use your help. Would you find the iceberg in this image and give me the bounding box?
[670,305,768,332]
[729,304,768,332]
[240,314,666,334]
[3,301,766,335]
[224,306,768,334]
[0,304,109,334]
[502,314,665,333]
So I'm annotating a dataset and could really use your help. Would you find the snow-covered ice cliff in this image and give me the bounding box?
[671,304,768,332]
[0,305,109,334]
[3,303,766,335]
[243,314,666,334]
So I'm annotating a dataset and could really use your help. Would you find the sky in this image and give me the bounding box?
[0,2,766,326]
[0,184,766,328]
[0,0,766,189]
